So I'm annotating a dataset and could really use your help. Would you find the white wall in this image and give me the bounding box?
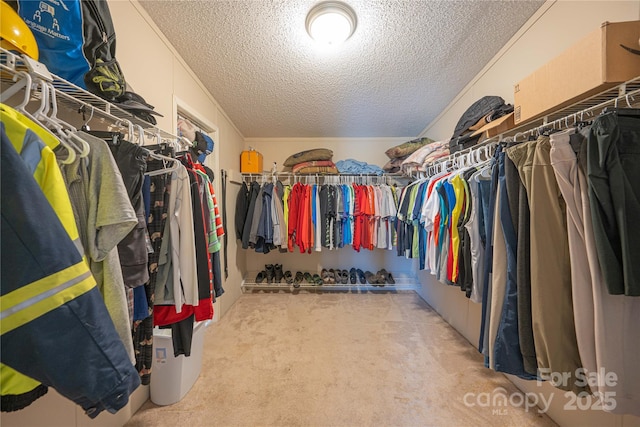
[244,136,411,171]
[415,2,640,427]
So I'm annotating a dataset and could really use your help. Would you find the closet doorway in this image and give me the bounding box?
[174,98,221,322]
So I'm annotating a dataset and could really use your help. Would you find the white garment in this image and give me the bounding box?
[422,173,449,273]
[271,185,282,247]
[169,164,199,308]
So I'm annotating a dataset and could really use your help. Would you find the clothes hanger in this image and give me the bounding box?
[145,153,180,177]
[45,82,91,157]
[79,105,94,132]
[144,127,180,177]
[1,71,32,108]
[3,74,71,161]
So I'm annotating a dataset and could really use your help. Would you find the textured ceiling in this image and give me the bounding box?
[139,0,544,138]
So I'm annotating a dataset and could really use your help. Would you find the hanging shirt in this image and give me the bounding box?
[59,132,138,363]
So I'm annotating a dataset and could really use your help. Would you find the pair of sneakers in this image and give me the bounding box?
[363,269,395,286]
[321,269,349,285]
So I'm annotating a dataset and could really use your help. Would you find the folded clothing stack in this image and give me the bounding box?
[283,148,337,174]
[335,159,384,175]
[383,137,434,173]
[401,140,450,173]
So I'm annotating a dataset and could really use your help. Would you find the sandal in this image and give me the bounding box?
[364,271,375,284]
[321,268,332,285]
[374,270,387,287]
[284,270,293,284]
[341,269,349,284]
[328,269,337,285]
[304,272,313,283]
[385,270,395,285]
[313,274,323,286]
[294,271,304,288]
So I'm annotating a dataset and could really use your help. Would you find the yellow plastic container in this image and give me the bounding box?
[241,149,263,173]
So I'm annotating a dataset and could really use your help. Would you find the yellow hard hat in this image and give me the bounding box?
[0,1,39,60]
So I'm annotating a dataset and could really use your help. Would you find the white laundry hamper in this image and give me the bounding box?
[150,320,210,405]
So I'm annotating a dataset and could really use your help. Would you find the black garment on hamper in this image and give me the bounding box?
[171,314,195,357]
[241,182,260,249]
[235,181,250,240]
[587,111,640,296]
[133,171,169,385]
[108,140,150,288]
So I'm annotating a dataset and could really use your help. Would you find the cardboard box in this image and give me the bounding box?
[514,20,640,125]
[471,112,515,138]
[241,149,263,173]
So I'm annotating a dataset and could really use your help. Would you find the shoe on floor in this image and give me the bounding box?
[265,264,275,284]
[349,268,357,284]
[383,269,395,285]
[274,264,284,283]
[328,269,337,285]
[374,270,387,287]
[284,270,293,284]
[341,269,349,284]
[364,271,376,284]
[322,268,331,285]
[294,271,304,288]
[255,270,266,284]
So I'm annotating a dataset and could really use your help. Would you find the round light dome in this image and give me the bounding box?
[306,2,357,45]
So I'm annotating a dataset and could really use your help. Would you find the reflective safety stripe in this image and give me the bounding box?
[0,262,96,335]
[74,237,86,258]
[0,364,41,395]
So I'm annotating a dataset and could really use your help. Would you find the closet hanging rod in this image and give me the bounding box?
[417,78,640,179]
[240,171,409,186]
[0,48,181,143]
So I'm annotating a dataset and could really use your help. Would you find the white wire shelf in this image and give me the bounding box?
[241,273,418,293]
[0,48,180,142]
[413,77,640,178]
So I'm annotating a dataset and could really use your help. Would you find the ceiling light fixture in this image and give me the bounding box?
[305,1,357,45]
